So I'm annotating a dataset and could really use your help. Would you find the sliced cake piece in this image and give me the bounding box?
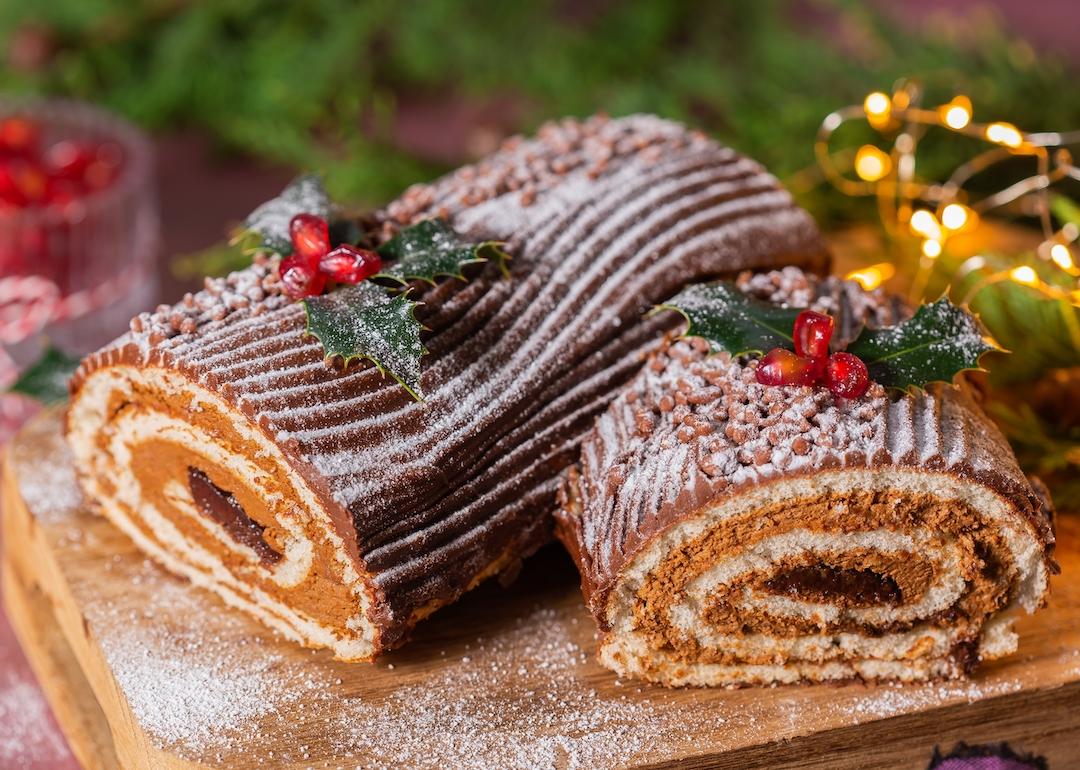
[556,267,1055,686]
[66,115,826,660]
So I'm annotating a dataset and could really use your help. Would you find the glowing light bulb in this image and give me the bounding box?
[986,122,1023,148]
[1010,266,1038,285]
[854,145,891,182]
[910,210,942,240]
[863,92,891,118]
[1050,243,1074,270]
[845,262,896,291]
[921,239,942,258]
[941,203,971,231]
[939,96,972,130]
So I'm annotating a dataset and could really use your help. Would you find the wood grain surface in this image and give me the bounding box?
[3,411,1079,769]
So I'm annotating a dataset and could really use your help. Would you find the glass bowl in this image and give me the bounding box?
[0,97,159,439]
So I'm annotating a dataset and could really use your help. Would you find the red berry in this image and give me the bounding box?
[825,352,870,399]
[319,244,382,284]
[793,310,834,359]
[0,164,24,206]
[83,158,120,190]
[44,177,80,207]
[279,255,326,299]
[44,140,94,180]
[289,213,330,266]
[5,158,47,204]
[756,348,821,387]
[0,117,40,156]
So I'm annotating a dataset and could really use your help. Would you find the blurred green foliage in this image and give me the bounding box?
[2,0,1077,219]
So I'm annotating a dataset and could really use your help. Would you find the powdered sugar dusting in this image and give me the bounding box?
[94,572,301,753]
[333,608,701,770]
[83,552,715,768]
[839,677,1024,720]
[11,411,84,526]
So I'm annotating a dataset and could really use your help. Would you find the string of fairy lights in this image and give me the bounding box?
[815,79,1080,307]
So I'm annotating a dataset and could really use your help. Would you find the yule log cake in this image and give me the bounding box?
[556,267,1056,686]
[66,115,826,661]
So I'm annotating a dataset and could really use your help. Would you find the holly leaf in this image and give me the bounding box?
[242,175,332,255]
[302,283,427,400]
[375,219,509,285]
[8,345,80,404]
[846,297,999,391]
[653,281,800,356]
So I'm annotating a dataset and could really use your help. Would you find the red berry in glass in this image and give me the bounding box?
[0,116,40,156]
[793,310,834,359]
[279,254,326,299]
[0,164,24,206]
[825,352,870,399]
[289,213,330,265]
[8,159,47,204]
[756,348,820,387]
[45,177,80,208]
[319,244,382,284]
[0,116,125,213]
[44,140,94,180]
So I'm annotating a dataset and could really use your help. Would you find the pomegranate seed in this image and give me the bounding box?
[279,255,326,299]
[756,348,820,387]
[44,140,94,180]
[0,165,24,206]
[793,310,834,359]
[319,244,382,284]
[289,213,330,266]
[0,117,40,156]
[83,158,120,190]
[45,178,81,207]
[825,352,870,399]
[6,159,47,204]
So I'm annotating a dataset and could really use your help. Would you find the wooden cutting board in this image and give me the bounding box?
[3,411,1079,770]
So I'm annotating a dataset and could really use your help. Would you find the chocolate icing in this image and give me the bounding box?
[70,115,828,655]
[764,565,902,607]
[187,467,281,565]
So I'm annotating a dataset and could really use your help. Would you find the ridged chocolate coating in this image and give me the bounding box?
[71,115,826,648]
[556,268,1056,620]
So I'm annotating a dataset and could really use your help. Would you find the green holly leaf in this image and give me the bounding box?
[302,283,427,400]
[653,281,800,356]
[846,297,999,391]
[7,345,80,404]
[375,219,509,285]
[242,175,331,255]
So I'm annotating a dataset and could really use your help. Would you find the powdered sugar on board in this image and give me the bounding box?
[332,609,702,770]
[66,547,1052,770]
[85,549,723,768]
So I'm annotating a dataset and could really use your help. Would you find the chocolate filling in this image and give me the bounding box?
[187,467,282,565]
[764,565,902,607]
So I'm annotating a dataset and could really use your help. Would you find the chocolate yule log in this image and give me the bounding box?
[556,267,1056,686]
[66,115,826,660]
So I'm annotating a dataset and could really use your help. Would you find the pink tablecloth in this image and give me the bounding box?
[0,549,77,770]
